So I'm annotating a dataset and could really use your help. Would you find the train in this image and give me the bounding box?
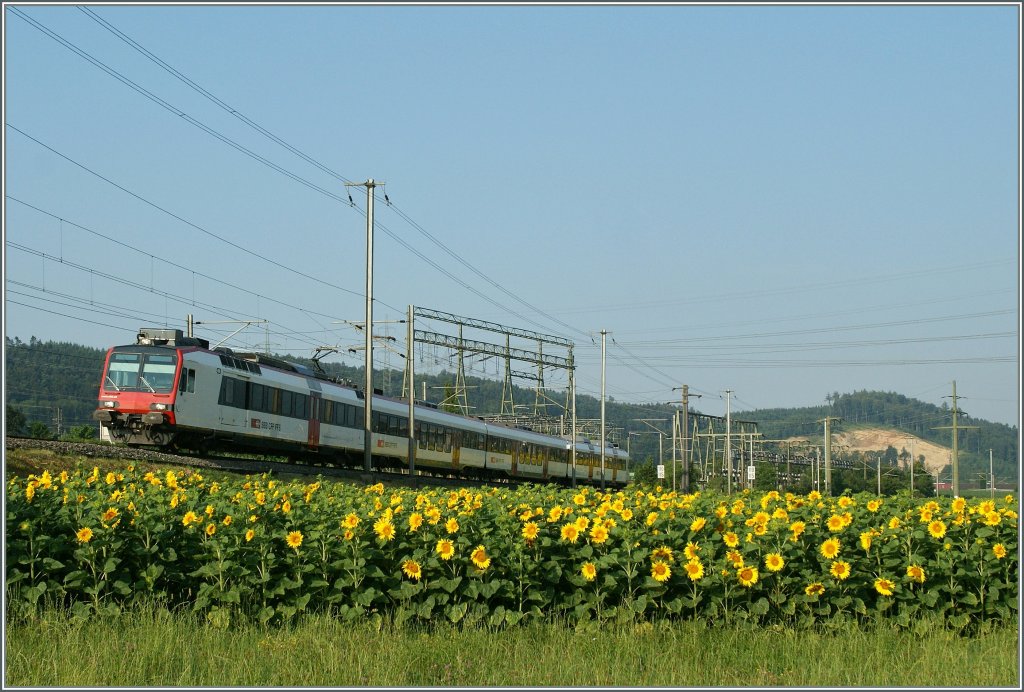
[93,328,630,486]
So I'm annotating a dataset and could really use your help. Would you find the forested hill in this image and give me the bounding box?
[744,391,1019,485]
[4,337,1019,484]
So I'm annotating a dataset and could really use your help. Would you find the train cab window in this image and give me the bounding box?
[178,368,196,394]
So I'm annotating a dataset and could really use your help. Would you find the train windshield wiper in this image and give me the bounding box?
[139,376,156,393]
[105,375,121,392]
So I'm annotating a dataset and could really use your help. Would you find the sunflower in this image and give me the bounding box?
[445,518,460,534]
[222,515,233,526]
[402,559,423,581]
[684,560,704,581]
[374,517,396,542]
[281,500,291,514]
[789,521,806,539]
[182,511,200,527]
[205,523,217,537]
[764,553,785,572]
[866,499,882,512]
[888,516,901,530]
[516,522,538,543]
[470,545,491,570]
[589,524,609,544]
[620,508,634,522]
[726,549,744,568]
[826,514,845,532]
[560,523,581,544]
[927,520,947,539]
[575,516,590,531]
[723,531,740,548]
[906,565,925,583]
[651,560,672,582]
[683,543,700,561]
[75,527,93,543]
[993,544,1007,559]
[408,512,424,532]
[286,530,303,549]
[820,538,841,560]
[859,532,873,551]
[651,545,675,563]
[245,529,255,542]
[737,566,759,588]
[805,582,826,597]
[581,562,598,582]
[983,511,1002,527]
[951,497,967,514]
[101,507,119,523]
[690,516,706,532]
[874,577,896,596]
[646,511,660,527]
[830,560,851,581]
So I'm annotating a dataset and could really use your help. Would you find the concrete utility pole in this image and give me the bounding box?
[673,385,701,493]
[345,179,382,473]
[407,304,416,476]
[570,345,577,488]
[600,329,607,491]
[818,416,841,496]
[989,448,995,499]
[933,380,978,497]
[724,390,733,494]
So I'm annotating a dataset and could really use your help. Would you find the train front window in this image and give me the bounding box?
[105,351,177,392]
[141,355,177,392]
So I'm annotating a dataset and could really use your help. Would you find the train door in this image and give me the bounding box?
[308,393,321,450]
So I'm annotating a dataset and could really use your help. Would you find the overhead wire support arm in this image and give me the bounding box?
[414,307,572,347]
[413,330,572,369]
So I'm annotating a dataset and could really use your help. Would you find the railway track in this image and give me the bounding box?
[4,437,522,490]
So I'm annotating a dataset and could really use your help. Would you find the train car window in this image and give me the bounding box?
[250,383,265,412]
[218,377,246,408]
[219,354,232,367]
[270,388,281,415]
[398,417,408,437]
[444,429,453,453]
[322,399,333,424]
[280,390,293,418]
[295,394,308,419]
[387,416,399,437]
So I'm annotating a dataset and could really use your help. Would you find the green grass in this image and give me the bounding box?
[4,605,1019,687]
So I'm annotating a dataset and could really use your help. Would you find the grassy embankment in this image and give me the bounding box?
[4,606,1018,687]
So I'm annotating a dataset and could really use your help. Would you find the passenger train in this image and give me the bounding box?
[93,328,630,486]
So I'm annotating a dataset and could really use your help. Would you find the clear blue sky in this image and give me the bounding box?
[3,2,1020,427]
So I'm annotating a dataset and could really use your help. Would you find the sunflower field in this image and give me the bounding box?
[6,466,1018,632]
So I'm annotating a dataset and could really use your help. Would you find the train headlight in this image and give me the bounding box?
[101,400,118,408]
[149,403,170,411]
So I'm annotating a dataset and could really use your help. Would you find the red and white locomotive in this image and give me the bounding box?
[94,328,630,486]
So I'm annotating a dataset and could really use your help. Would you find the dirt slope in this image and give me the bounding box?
[833,429,949,475]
